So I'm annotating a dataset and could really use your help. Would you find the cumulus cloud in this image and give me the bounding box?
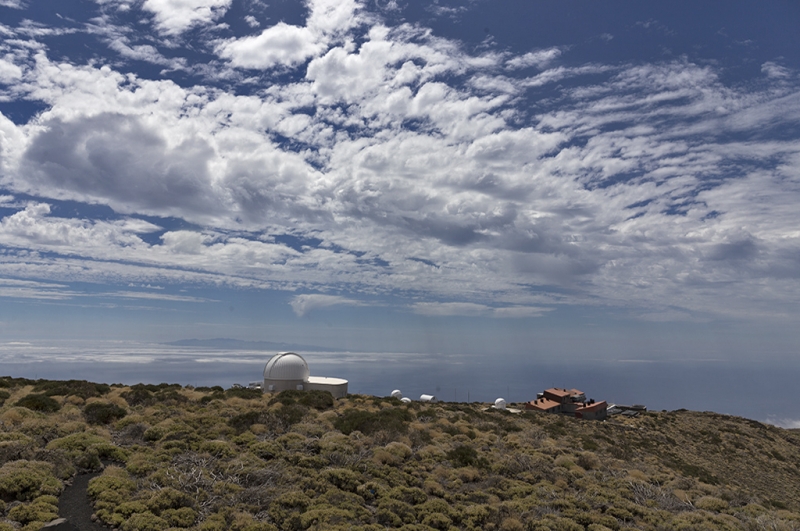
[215,0,361,69]
[142,0,232,35]
[290,294,363,316]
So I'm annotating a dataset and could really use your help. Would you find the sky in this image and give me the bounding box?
[1,0,799,361]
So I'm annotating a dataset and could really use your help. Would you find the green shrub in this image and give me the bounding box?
[0,460,62,500]
[199,440,237,458]
[15,393,60,412]
[272,403,309,428]
[34,379,110,399]
[300,506,360,528]
[446,445,484,468]
[7,496,59,524]
[377,498,417,524]
[147,487,193,513]
[228,410,265,433]
[84,402,127,424]
[121,387,156,407]
[120,511,169,531]
[87,466,137,503]
[421,512,452,530]
[322,468,362,492]
[268,389,335,410]
[162,507,197,527]
[268,490,311,526]
[46,432,125,466]
[695,496,729,512]
[387,486,428,505]
[334,407,414,436]
[250,440,282,460]
[225,387,263,400]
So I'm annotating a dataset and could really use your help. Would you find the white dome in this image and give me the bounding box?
[494,398,507,409]
[263,352,309,381]
[391,389,403,399]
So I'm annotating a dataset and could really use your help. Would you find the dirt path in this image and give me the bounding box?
[58,472,108,531]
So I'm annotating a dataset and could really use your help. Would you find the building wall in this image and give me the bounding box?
[263,378,348,398]
[263,378,306,393]
[305,380,348,399]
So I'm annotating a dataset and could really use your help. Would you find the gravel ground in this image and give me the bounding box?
[58,472,107,531]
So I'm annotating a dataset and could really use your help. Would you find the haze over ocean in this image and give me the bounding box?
[2,340,798,428]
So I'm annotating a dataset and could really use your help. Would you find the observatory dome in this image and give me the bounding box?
[263,352,310,382]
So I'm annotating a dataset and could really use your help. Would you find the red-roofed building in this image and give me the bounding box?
[524,398,562,413]
[525,387,607,420]
[575,400,608,420]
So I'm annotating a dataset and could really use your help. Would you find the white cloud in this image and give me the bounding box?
[412,302,552,318]
[215,0,362,69]
[412,302,490,317]
[290,294,363,316]
[765,416,800,429]
[492,306,552,318]
[506,47,562,70]
[142,0,233,35]
[106,290,213,302]
[216,22,325,69]
[0,0,25,8]
[761,61,790,79]
[107,39,187,69]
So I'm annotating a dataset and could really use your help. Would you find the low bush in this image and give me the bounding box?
[269,389,335,410]
[225,387,263,400]
[84,402,127,424]
[120,511,169,531]
[0,460,62,500]
[121,387,155,407]
[87,466,137,505]
[334,407,414,436]
[7,495,59,524]
[228,410,265,433]
[446,445,484,468]
[15,393,60,412]
[34,379,110,399]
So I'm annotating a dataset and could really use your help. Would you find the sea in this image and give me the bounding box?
[2,340,798,429]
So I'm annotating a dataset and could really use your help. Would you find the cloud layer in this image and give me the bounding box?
[0,0,799,325]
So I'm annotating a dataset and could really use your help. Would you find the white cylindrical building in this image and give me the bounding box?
[262,352,348,398]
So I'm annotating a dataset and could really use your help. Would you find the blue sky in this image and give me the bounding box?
[1,0,799,360]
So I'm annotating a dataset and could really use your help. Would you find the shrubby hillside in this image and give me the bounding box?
[1,376,800,531]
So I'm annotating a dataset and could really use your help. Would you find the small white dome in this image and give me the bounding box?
[494,398,507,409]
[391,389,403,399]
[400,397,412,404]
[263,352,310,381]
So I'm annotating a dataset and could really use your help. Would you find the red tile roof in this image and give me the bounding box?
[525,398,561,411]
[575,401,607,413]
